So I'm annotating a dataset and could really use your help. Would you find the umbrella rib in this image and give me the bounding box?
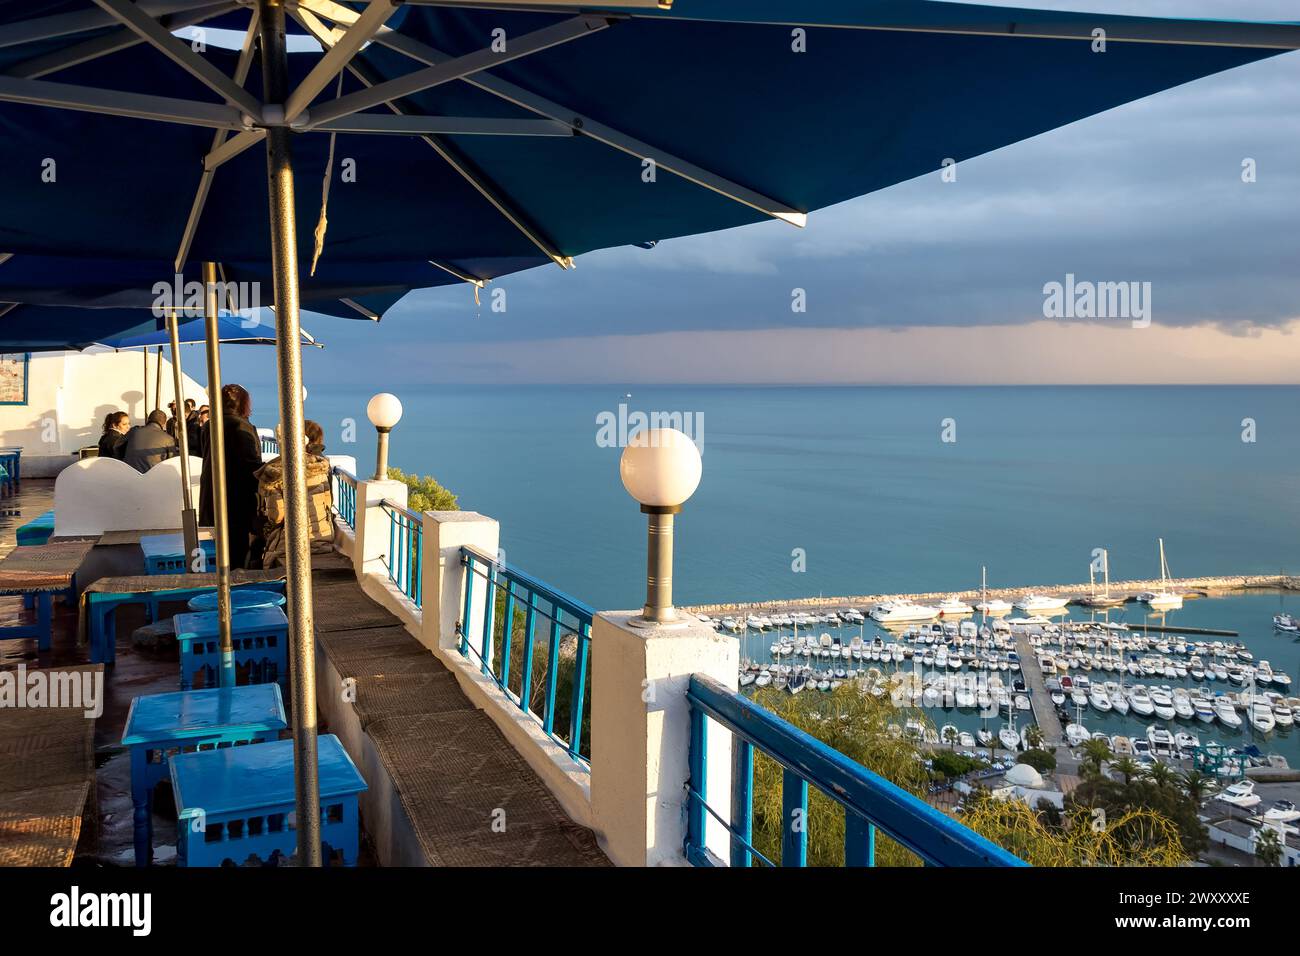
[293,8,571,269]
[309,114,571,136]
[284,0,401,123]
[176,10,261,272]
[301,15,610,130]
[370,29,807,227]
[0,0,216,50]
[4,3,239,80]
[0,74,244,129]
[89,0,262,118]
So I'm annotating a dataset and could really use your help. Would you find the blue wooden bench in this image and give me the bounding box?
[81,575,286,665]
[0,540,93,650]
[16,509,55,546]
[173,605,290,691]
[171,734,366,867]
[122,684,287,867]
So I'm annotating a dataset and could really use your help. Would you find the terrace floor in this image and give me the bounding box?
[0,479,609,867]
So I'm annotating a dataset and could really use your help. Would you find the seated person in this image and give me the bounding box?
[252,420,334,569]
[97,411,130,460]
[123,410,177,473]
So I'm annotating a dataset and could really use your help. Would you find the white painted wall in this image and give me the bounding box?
[0,351,206,475]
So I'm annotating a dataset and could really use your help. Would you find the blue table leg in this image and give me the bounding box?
[130,747,154,867]
[36,593,51,652]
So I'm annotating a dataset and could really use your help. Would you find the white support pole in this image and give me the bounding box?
[589,611,738,866]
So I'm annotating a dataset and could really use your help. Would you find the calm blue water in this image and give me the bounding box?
[263,385,1300,612]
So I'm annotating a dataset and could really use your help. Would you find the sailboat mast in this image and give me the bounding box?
[1103,548,1111,598]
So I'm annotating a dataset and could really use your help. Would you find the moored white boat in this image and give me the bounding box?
[1014,593,1069,613]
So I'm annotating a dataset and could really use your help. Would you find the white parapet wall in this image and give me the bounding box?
[0,351,207,476]
[342,492,741,865]
[53,456,203,536]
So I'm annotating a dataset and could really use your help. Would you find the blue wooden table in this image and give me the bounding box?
[122,684,287,866]
[171,734,367,867]
[173,605,289,691]
[140,532,217,575]
[186,588,286,613]
[83,578,287,665]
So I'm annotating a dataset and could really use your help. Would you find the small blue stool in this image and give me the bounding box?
[122,684,287,866]
[171,734,367,867]
[173,606,289,691]
[186,589,286,613]
[140,532,217,575]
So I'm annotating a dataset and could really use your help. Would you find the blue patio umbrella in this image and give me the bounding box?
[0,304,324,350]
[0,0,1293,866]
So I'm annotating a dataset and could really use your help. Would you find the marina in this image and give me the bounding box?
[708,588,1300,773]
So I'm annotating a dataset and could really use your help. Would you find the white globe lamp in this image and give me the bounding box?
[619,427,702,626]
[367,392,403,479]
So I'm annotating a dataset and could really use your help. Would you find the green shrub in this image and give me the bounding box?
[930,750,985,779]
[388,466,458,512]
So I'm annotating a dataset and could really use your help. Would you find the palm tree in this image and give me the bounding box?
[1146,761,1174,788]
[1024,725,1044,751]
[943,725,959,749]
[1179,769,1212,804]
[1111,756,1141,784]
[1256,827,1283,867]
[1081,738,1110,775]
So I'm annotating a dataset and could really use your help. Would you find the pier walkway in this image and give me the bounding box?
[1013,631,1062,748]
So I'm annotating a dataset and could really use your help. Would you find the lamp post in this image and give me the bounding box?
[619,428,702,627]
[367,392,403,480]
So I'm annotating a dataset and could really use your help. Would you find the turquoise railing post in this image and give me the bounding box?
[782,770,809,867]
[542,613,562,735]
[482,563,497,677]
[499,584,516,689]
[731,739,754,868]
[330,467,358,530]
[459,552,474,656]
[845,812,876,867]
[518,592,538,710]
[687,706,707,857]
[567,622,590,758]
[684,674,1026,868]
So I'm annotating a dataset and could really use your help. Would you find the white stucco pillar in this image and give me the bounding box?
[352,478,407,578]
[419,511,500,655]
[589,611,739,866]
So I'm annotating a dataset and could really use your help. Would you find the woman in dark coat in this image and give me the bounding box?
[199,383,264,569]
[97,411,129,460]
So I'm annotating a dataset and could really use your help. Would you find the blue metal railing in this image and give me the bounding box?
[685,674,1027,868]
[260,434,279,457]
[459,546,592,765]
[381,500,422,607]
[332,466,357,530]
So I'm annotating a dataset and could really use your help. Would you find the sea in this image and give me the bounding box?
[261,384,1300,765]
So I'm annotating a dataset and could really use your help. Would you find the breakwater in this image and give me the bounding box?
[683,574,1300,615]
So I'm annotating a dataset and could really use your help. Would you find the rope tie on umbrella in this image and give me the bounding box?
[310,74,344,277]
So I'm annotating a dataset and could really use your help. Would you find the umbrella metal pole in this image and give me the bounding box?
[166,308,199,567]
[202,264,235,688]
[154,346,162,412]
[259,0,321,868]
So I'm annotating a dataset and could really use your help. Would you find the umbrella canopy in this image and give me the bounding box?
[94,313,321,349]
[0,304,323,351]
[0,2,1294,273]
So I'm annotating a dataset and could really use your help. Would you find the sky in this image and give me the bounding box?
[222,0,1300,389]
